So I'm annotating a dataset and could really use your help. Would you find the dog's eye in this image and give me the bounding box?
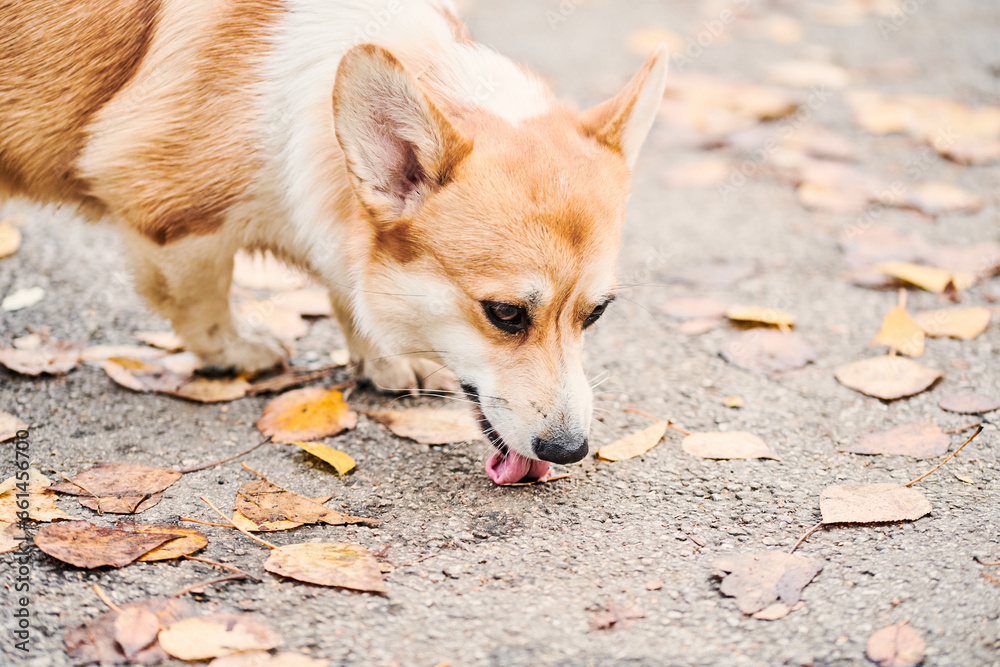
[583,301,610,329]
[482,301,529,334]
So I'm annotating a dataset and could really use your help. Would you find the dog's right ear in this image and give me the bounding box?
[333,44,473,224]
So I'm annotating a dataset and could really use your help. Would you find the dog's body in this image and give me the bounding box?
[0,0,667,483]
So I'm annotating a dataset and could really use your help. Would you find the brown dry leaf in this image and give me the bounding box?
[290,441,356,475]
[682,432,777,460]
[661,158,730,188]
[102,358,186,393]
[842,422,949,459]
[713,550,823,616]
[231,509,304,533]
[274,288,334,317]
[233,250,309,291]
[35,520,181,568]
[365,408,481,445]
[870,306,924,357]
[0,341,79,376]
[159,613,283,662]
[905,182,986,216]
[658,297,728,321]
[79,494,163,514]
[915,308,990,340]
[167,376,251,403]
[237,300,309,341]
[1,411,27,442]
[720,329,818,376]
[725,305,795,329]
[134,331,184,352]
[257,387,357,443]
[819,484,932,524]
[264,542,387,593]
[766,60,851,89]
[64,597,194,666]
[114,606,162,661]
[209,653,330,667]
[113,522,209,561]
[0,477,76,523]
[0,522,26,554]
[80,344,168,362]
[938,392,1000,415]
[235,479,375,528]
[51,463,182,499]
[866,624,927,667]
[0,221,22,259]
[596,421,668,462]
[834,356,942,400]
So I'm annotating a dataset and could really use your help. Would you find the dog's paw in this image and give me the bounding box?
[361,356,459,394]
[198,329,289,375]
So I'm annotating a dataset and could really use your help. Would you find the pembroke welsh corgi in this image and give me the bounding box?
[0,0,667,484]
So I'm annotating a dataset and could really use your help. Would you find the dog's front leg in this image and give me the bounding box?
[121,230,288,374]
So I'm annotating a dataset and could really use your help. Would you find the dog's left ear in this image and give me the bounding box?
[333,44,473,223]
[580,46,669,169]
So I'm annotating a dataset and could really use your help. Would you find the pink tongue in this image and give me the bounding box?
[487,450,551,485]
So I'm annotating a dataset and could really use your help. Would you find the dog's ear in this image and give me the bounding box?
[334,44,473,223]
[580,46,669,170]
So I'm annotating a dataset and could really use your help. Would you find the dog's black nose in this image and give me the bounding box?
[532,434,589,464]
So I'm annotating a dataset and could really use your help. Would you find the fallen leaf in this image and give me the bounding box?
[646,579,663,591]
[64,597,194,666]
[866,624,927,667]
[114,606,162,661]
[834,356,942,400]
[246,366,342,396]
[365,408,481,445]
[231,510,304,533]
[842,422,950,459]
[682,432,777,460]
[235,479,375,529]
[79,494,164,514]
[273,288,334,317]
[937,392,1000,414]
[661,158,730,188]
[80,344,168,362]
[0,221,23,259]
[209,653,330,667]
[879,259,976,293]
[113,523,209,561]
[725,305,795,329]
[766,60,851,89]
[35,520,181,568]
[658,297,729,320]
[713,550,823,616]
[723,396,745,409]
[257,387,357,443]
[0,476,76,523]
[678,317,724,335]
[290,441,356,475]
[915,307,990,340]
[158,613,283,661]
[870,306,925,357]
[596,421,668,462]
[0,522,26,554]
[51,463,182,499]
[264,542,387,593]
[720,329,818,375]
[233,251,309,291]
[0,341,79,375]
[905,182,985,216]
[102,358,185,393]
[167,376,251,403]
[134,331,184,352]
[0,411,27,442]
[819,484,932,524]
[0,468,50,495]
[2,286,45,311]
[940,138,1000,166]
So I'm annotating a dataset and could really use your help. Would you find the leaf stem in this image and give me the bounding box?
[906,426,982,487]
[198,496,277,549]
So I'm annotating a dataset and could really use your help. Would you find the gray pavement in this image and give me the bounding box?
[2,1,999,665]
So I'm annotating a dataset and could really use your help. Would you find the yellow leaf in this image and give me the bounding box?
[876,261,975,293]
[256,387,357,443]
[158,613,282,661]
[597,421,668,462]
[263,542,386,593]
[290,441,356,475]
[870,306,924,356]
[915,308,990,340]
[725,305,795,329]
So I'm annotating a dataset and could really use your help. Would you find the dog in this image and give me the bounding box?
[0,0,668,484]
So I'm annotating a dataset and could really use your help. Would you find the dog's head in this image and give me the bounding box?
[333,44,667,483]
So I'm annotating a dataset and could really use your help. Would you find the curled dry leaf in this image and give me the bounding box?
[366,408,481,445]
[265,542,387,593]
[819,484,932,524]
[0,341,79,376]
[79,494,164,514]
[866,624,927,667]
[290,441,356,475]
[158,613,283,662]
[51,463,182,498]
[915,308,990,340]
[113,522,209,561]
[35,520,181,568]
[725,305,795,329]
[834,356,942,400]
[168,376,251,403]
[713,550,823,616]
[658,297,729,321]
[596,421,668,462]
[64,597,194,666]
[870,306,924,357]
[235,479,375,529]
[682,432,777,460]
[876,261,975,293]
[842,422,950,460]
[938,392,1000,415]
[0,220,22,259]
[720,329,818,376]
[1,411,27,442]
[114,607,162,661]
[257,387,357,443]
